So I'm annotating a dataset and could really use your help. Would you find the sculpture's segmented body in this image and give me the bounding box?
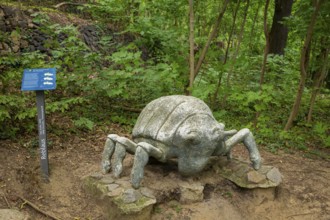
[132,95,214,145]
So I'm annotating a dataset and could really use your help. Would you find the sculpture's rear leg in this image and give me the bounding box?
[224,128,261,170]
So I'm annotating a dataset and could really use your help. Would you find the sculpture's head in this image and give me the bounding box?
[173,114,223,176]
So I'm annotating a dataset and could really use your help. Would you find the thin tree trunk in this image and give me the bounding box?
[212,0,241,107]
[254,0,270,127]
[284,0,323,131]
[307,47,329,123]
[223,0,240,65]
[193,0,229,80]
[249,1,262,50]
[188,0,195,95]
[260,0,270,87]
[222,0,250,106]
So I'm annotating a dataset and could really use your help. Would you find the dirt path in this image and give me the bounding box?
[0,128,329,220]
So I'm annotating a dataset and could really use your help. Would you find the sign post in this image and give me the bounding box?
[21,68,56,180]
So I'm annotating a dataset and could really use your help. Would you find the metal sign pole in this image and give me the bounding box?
[22,68,56,181]
[36,90,49,180]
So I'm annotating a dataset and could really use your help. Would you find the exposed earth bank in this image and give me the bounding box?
[0,125,329,220]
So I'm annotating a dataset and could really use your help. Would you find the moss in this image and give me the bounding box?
[113,196,155,214]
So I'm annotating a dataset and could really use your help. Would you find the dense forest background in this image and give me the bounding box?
[0,0,329,157]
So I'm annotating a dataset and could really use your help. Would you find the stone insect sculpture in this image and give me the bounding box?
[101,95,261,189]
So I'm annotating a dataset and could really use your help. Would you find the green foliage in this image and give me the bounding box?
[74,117,94,131]
[1,5,187,138]
[1,0,329,157]
[313,122,330,148]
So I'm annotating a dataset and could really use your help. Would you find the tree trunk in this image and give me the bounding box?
[284,0,323,131]
[193,0,229,80]
[188,0,195,95]
[212,0,241,107]
[307,46,329,123]
[268,0,294,55]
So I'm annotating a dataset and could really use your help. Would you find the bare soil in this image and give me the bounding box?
[0,123,329,220]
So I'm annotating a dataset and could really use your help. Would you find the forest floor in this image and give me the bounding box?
[0,122,329,220]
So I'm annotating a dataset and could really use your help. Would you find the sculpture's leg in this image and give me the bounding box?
[213,129,237,157]
[226,151,232,160]
[113,143,126,178]
[131,146,149,189]
[101,135,117,174]
[224,128,261,170]
[101,134,138,175]
[131,142,164,188]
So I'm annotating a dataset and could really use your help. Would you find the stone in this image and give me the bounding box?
[0,8,5,18]
[179,182,204,204]
[18,20,28,28]
[90,172,103,180]
[8,18,18,27]
[116,179,131,188]
[108,187,123,197]
[107,183,120,191]
[10,36,21,53]
[20,39,29,50]
[100,175,114,184]
[122,189,142,204]
[247,170,266,184]
[2,7,15,17]
[0,209,30,220]
[266,167,282,185]
[3,43,11,52]
[140,187,155,199]
[27,21,34,28]
[29,45,35,51]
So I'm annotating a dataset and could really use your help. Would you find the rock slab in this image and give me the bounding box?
[82,173,156,220]
[179,182,204,204]
[214,157,282,189]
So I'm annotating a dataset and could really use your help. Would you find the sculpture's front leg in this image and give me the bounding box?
[101,135,116,174]
[131,142,164,189]
[101,134,138,177]
[224,128,261,170]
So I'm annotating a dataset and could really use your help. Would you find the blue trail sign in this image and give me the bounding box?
[21,68,57,180]
[21,68,56,91]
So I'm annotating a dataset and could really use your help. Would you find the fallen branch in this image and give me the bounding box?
[54,2,86,9]
[17,195,62,220]
[2,193,11,208]
[287,212,315,218]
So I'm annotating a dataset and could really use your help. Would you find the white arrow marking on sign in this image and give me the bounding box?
[43,82,54,85]
[44,72,54,76]
[44,77,53,80]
